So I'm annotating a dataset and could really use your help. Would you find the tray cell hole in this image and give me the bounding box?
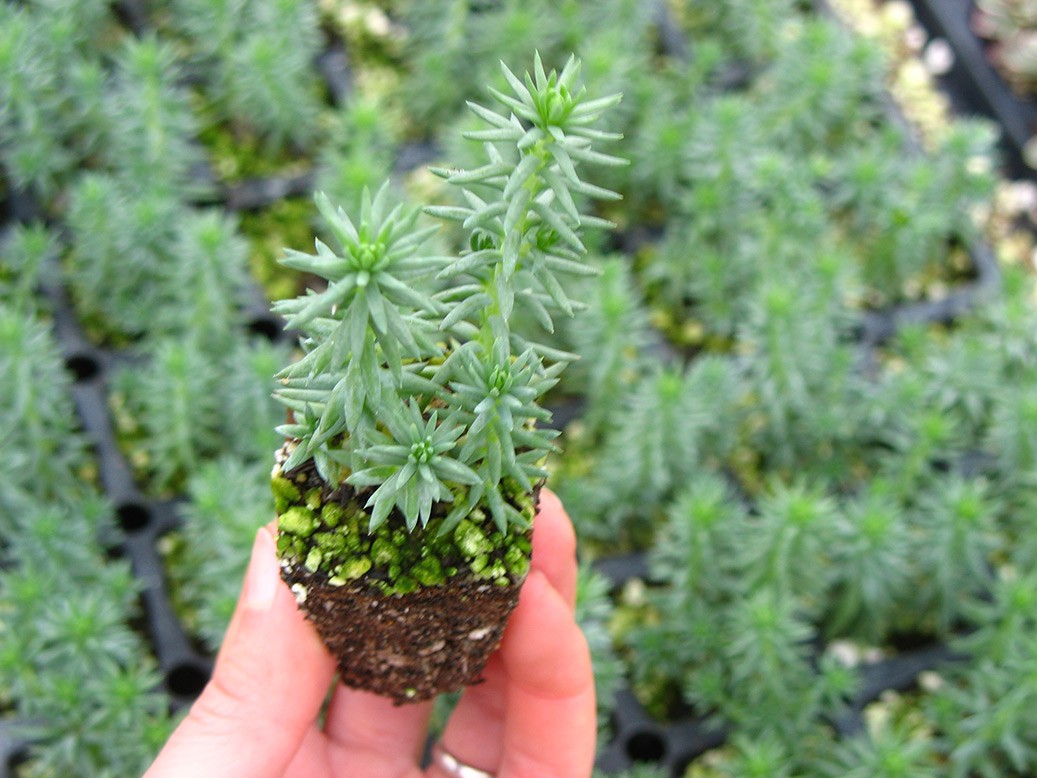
[625,728,667,763]
[6,744,30,773]
[65,352,101,382]
[247,315,281,341]
[167,661,210,698]
[116,502,152,533]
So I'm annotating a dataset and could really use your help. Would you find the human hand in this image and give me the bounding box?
[144,489,596,778]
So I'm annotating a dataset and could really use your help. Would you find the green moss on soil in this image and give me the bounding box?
[195,103,319,183]
[275,471,535,596]
[271,476,302,513]
[241,198,315,302]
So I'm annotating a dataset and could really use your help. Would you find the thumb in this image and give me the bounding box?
[145,525,337,778]
[498,570,597,778]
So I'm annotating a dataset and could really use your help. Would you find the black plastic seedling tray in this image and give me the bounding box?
[910,0,1037,179]
[39,271,226,708]
[857,237,1001,347]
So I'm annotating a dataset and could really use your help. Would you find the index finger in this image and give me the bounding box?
[146,525,337,778]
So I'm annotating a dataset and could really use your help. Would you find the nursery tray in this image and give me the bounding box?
[0,722,24,778]
[1,229,287,778]
[909,0,1037,179]
[857,238,1001,346]
[589,552,966,777]
[39,269,219,707]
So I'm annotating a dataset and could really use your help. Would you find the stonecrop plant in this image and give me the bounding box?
[273,52,625,536]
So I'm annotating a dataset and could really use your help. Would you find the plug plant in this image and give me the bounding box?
[0,469,171,777]
[219,2,323,150]
[711,734,797,778]
[823,480,913,643]
[315,94,399,215]
[929,571,1037,777]
[396,0,477,133]
[737,479,840,611]
[575,564,625,738]
[648,471,748,601]
[830,122,997,304]
[620,74,697,218]
[112,332,286,493]
[707,589,842,744]
[222,337,292,462]
[627,473,748,710]
[680,0,801,66]
[756,18,884,154]
[871,381,965,503]
[150,209,254,351]
[0,5,108,205]
[909,475,1002,636]
[112,337,223,493]
[102,36,205,199]
[556,363,702,546]
[104,206,281,492]
[65,173,184,341]
[644,94,763,342]
[739,258,864,480]
[0,223,54,314]
[0,305,92,510]
[820,715,939,778]
[561,255,653,439]
[986,370,1037,477]
[553,353,743,550]
[271,53,623,702]
[170,0,323,150]
[891,324,1004,445]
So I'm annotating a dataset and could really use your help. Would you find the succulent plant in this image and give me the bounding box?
[270,53,624,702]
[0,486,172,777]
[170,457,275,651]
[171,0,324,148]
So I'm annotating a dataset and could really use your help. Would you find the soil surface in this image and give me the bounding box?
[281,561,523,703]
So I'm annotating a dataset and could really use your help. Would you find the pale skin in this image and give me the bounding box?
[145,489,596,778]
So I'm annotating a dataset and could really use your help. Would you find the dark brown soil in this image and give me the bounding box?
[281,562,523,703]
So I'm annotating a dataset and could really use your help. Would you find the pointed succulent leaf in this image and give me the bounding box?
[272,55,623,537]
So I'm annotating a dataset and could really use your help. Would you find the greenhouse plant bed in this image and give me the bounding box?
[39,269,219,706]
[630,0,1002,362]
[909,0,1037,178]
[593,644,962,778]
[588,554,968,777]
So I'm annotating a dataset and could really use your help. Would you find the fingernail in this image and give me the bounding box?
[244,527,279,613]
